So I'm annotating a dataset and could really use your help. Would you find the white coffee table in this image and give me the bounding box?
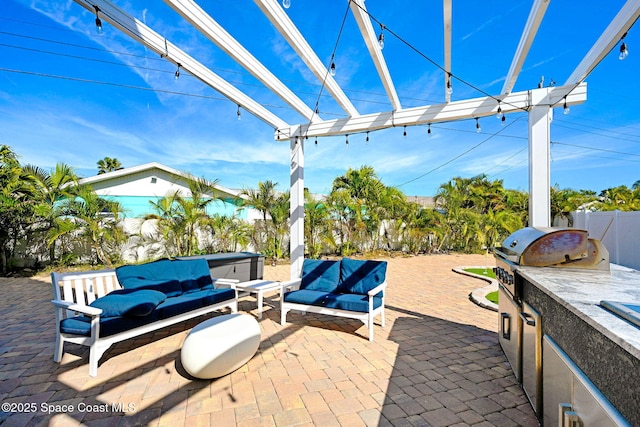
[234,279,281,319]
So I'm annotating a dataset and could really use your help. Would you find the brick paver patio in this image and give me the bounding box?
[0,254,538,426]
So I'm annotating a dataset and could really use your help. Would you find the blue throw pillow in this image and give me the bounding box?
[89,289,167,317]
[338,258,387,295]
[300,259,341,292]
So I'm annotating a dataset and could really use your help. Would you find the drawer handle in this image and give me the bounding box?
[501,313,511,340]
[519,312,536,327]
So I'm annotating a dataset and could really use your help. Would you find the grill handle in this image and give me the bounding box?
[520,312,536,326]
[501,313,511,340]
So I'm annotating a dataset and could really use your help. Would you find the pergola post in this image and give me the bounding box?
[528,88,552,227]
[289,136,305,280]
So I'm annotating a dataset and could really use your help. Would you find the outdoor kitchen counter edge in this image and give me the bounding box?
[516,264,640,359]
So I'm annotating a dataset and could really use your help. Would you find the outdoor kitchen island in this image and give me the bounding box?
[517,264,640,426]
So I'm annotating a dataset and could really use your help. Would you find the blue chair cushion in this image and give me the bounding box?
[60,313,162,337]
[60,316,91,336]
[338,258,387,295]
[171,259,213,292]
[116,259,183,297]
[89,289,166,318]
[324,293,383,312]
[300,259,340,292]
[283,289,331,305]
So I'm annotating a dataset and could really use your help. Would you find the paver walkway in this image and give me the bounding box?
[0,254,538,426]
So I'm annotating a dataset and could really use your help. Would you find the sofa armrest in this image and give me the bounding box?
[213,278,240,288]
[367,281,387,296]
[280,279,302,294]
[51,299,103,317]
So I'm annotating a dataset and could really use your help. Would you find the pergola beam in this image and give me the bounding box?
[443,0,452,102]
[565,0,640,85]
[253,0,359,118]
[502,0,551,94]
[285,83,586,139]
[349,0,401,111]
[74,0,288,129]
[164,0,317,122]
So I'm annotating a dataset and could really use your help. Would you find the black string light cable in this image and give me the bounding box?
[396,115,522,188]
[305,0,352,142]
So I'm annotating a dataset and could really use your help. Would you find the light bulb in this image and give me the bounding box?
[94,6,103,35]
[446,77,453,95]
[378,32,384,49]
[330,62,336,77]
[496,105,503,120]
[427,124,432,137]
[563,99,570,115]
[237,105,241,120]
[282,0,291,9]
[501,115,506,126]
[619,42,628,60]
[475,118,481,133]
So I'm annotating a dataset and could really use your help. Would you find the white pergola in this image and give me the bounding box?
[73,0,640,279]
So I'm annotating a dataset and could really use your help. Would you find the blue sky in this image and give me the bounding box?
[2,0,639,197]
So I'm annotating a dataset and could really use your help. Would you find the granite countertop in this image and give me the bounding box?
[517,264,640,359]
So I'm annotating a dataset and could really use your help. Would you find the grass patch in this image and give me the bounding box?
[463,267,496,279]
[485,290,499,305]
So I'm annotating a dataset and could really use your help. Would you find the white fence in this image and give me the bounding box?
[572,210,640,270]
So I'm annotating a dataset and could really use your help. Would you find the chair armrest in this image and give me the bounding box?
[367,281,387,296]
[280,279,302,293]
[51,299,103,317]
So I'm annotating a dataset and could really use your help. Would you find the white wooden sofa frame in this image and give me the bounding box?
[51,269,238,377]
[279,278,387,341]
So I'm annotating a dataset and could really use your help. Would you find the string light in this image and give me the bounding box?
[329,61,336,77]
[94,6,103,35]
[174,63,181,80]
[237,104,241,120]
[378,25,385,49]
[315,137,318,145]
[345,134,349,145]
[366,131,370,143]
[619,33,629,60]
[403,125,407,137]
[427,123,432,137]
[282,0,291,9]
[563,97,570,115]
[496,103,503,120]
[475,117,481,133]
[446,73,453,95]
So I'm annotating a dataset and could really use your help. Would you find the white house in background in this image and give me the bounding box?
[78,162,261,221]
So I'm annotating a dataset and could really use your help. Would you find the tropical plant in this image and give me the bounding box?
[304,190,335,258]
[97,157,123,174]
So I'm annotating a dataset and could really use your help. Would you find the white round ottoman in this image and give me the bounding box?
[181,313,260,379]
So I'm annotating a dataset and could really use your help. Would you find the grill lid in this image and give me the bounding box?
[496,227,590,267]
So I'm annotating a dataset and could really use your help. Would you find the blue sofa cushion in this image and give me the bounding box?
[300,259,341,292]
[338,258,387,295]
[155,293,205,319]
[324,293,383,312]
[116,259,183,297]
[89,289,166,318]
[172,259,213,293]
[201,288,236,306]
[283,289,330,305]
[60,313,162,337]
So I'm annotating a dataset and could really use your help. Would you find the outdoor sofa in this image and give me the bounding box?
[51,258,238,376]
[280,258,387,341]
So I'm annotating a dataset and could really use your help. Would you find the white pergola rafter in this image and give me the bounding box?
[443,0,452,103]
[501,0,550,95]
[565,0,640,85]
[163,0,317,122]
[253,0,359,118]
[349,0,401,111]
[74,0,288,129]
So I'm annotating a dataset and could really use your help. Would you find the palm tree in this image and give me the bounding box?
[23,162,78,263]
[241,181,281,257]
[52,185,126,266]
[97,157,123,175]
[304,190,334,258]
